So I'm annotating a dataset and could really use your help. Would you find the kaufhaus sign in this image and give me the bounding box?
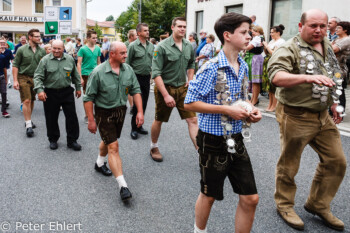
[0,16,43,22]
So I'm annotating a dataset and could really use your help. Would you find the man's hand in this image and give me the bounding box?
[305,75,335,87]
[87,119,97,134]
[75,90,81,98]
[13,80,19,90]
[136,112,144,128]
[331,103,343,124]
[164,94,176,108]
[247,107,262,123]
[38,91,47,101]
[80,78,84,87]
[224,105,250,120]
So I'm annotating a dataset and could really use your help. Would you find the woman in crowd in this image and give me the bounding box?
[332,21,350,110]
[262,24,285,112]
[44,44,52,54]
[196,34,215,68]
[245,26,265,106]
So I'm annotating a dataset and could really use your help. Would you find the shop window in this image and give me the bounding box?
[226,4,243,14]
[271,0,302,40]
[52,0,61,6]
[34,0,44,13]
[1,0,12,12]
[196,11,203,37]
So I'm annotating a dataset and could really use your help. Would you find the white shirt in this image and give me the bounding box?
[65,41,74,55]
[267,38,285,51]
[250,36,262,47]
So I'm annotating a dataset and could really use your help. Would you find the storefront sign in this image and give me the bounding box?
[0,16,43,22]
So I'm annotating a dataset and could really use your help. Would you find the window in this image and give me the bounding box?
[52,0,61,6]
[226,4,243,14]
[271,0,302,40]
[1,0,12,12]
[35,0,44,13]
[196,11,203,37]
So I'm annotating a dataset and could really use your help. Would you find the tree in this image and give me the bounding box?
[105,15,114,21]
[115,0,186,42]
[94,22,103,39]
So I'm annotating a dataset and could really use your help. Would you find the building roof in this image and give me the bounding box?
[86,19,114,28]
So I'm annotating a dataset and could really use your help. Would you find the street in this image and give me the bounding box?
[0,86,349,233]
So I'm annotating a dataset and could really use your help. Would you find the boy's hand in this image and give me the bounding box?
[224,105,250,120]
[247,107,262,123]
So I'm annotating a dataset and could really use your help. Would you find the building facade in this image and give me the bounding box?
[0,0,87,43]
[187,0,350,45]
[86,19,120,42]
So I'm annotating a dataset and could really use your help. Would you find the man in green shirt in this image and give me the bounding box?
[12,28,46,137]
[150,17,198,162]
[127,23,154,140]
[125,29,137,112]
[84,41,144,201]
[268,9,346,231]
[33,40,82,151]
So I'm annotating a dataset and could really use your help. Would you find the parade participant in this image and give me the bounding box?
[2,34,14,51]
[65,37,75,56]
[12,29,46,137]
[126,23,154,140]
[44,44,52,54]
[33,40,82,150]
[77,29,101,123]
[268,9,346,231]
[150,17,198,162]
[0,39,10,117]
[101,36,110,61]
[185,12,261,233]
[196,29,207,56]
[196,34,215,68]
[188,32,197,53]
[124,29,137,112]
[83,42,144,201]
[328,17,341,42]
[14,35,27,55]
[73,38,82,65]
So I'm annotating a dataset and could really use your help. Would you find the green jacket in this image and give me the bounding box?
[126,38,154,75]
[83,60,141,109]
[33,53,81,93]
[152,35,195,87]
[13,44,46,77]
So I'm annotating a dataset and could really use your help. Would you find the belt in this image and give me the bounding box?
[95,105,126,112]
[198,129,243,142]
[283,104,321,114]
[18,74,33,78]
[45,86,71,92]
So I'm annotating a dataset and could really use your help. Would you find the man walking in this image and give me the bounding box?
[101,36,110,61]
[34,40,82,151]
[124,29,137,49]
[84,42,144,201]
[127,23,154,139]
[0,39,10,117]
[328,17,341,42]
[12,29,46,137]
[65,37,75,57]
[150,17,198,162]
[268,9,346,231]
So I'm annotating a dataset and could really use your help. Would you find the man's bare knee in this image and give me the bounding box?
[186,117,198,125]
[107,141,119,153]
[23,99,31,105]
[200,192,215,204]
[239,194,259,208]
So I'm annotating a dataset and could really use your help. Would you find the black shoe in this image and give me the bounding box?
[130,131,138,140]
[120,187,132,201]
[67,141,82,151]
[24,122,36,129]
[137,127,148,135]
[26,127,34,137]
[94,163,112,176]
[50,141,58,150]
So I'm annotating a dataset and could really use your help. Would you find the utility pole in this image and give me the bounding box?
[138,0,142,23]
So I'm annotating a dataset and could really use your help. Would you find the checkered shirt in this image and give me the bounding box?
[185,50,249,136]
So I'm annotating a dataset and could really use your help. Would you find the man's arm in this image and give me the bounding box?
[132,93,144,127]
[84,101,96,134]
[186,69,195,86]
[33,59,47,101]
[4,68,7,83]
[97,56,101,65]
[272,71,335,88]
[71,61,82,98]
[154,76,175,107]
[77,56,83,85]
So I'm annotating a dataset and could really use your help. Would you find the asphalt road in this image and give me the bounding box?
[0,86,349,233]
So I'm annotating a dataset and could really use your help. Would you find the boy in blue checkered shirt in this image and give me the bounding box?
[185,13,262,233]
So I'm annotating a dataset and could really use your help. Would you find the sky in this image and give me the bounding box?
[87,0,134,22]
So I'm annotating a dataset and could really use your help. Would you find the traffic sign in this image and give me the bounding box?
[59,21,72,34]
[45,21,58,35]
[45,6,59,21]
[59,7,72,20]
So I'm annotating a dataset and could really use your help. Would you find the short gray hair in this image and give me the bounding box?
[331,17,341,23]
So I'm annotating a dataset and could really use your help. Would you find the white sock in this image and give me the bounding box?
[104,155,108,163]
[150,142,158,149]
[194,224,207,233]
[96,155,105,167]
[116,175,127,189]
[25,120,32,128]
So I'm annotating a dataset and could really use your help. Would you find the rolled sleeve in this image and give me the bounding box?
[72,64,82,91]
[33,59,46,94]
[151,46,164,79]
[12,48,22,68]
[187,48,196,70]
[267,46,296,83]
[129,71,141,95]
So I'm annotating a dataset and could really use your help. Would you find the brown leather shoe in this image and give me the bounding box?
[277,208,304,230]
[304,204,344,231]
[150,147,163,162]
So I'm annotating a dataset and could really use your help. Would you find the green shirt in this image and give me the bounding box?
[13,44,46,77]
[126,38,154,75]
[124,41,130,49]
[77,45,101,75]
[83,61,141,109]
[152,36,195,87]
[33,53,82,93]
[268,34,335,112]
[7,41,14,51]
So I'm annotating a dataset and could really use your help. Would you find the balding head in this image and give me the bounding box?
[300,9,328,25]
[109,41,127,64]
[52,40,64,58]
